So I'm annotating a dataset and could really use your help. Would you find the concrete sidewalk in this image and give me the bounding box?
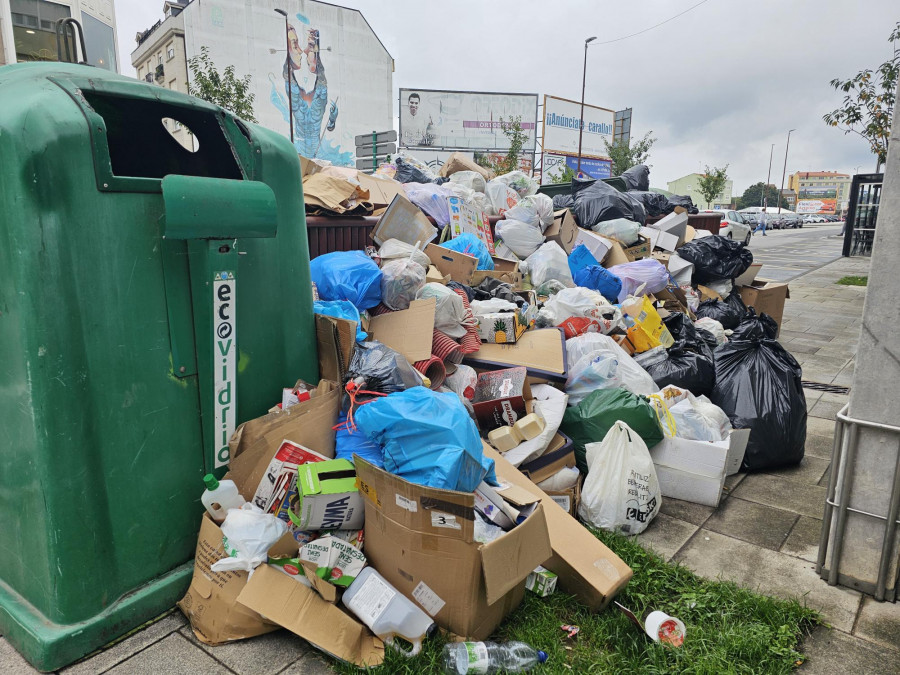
[635,255,900,672]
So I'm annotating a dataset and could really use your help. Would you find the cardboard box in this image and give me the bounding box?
[647,211,688,247]
[545,209,580,254]
[464,328,568,383]
[650,430,751,507]
[294,458,365,530]
[177,513,298,645]
[425,265,450,285]
[651,252,694,286]
[573,229,613,263]
[367,297,436,363]
[544,478,582,517]
[237,564,385,666]
[518,432,575,484]
[471,269,523,287]
[483,446,632,611]
[439,151,494,181]
[734,263,763,287]
[621,233,652,261]
[738,280,790,334]
[354,457,551,639]
[315,314,356,383]
[475,311,527,344]
[641,226,679,253]
[372,194,438,247]
[472,367,529,431]
[525,566,558,597]
[425,242,477,284]
[356,172,405,210]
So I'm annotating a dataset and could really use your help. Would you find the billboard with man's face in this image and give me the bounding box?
[399,88,538,152]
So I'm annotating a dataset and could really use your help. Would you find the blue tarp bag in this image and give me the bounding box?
[567,243,598,276]
[313,300,367,342]
[441,233,494,271]
[574,265,623,303]
[310,251,383,311]
[353,388,496,492]
[335,412,384,468]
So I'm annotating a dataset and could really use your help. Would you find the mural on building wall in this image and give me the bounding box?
[268,13,350,165]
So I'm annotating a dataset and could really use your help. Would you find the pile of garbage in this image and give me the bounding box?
[178,158,803,670]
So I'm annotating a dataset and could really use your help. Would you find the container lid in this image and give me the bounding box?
[203,474,219,491]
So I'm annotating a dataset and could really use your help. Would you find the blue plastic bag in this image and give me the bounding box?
[310,251,383,311]
[574,266,623,304]
[353,388,496,492]
[441,233,494,271]
[567,244,598,277]
[335,412,384,468]
[314,300,366,342]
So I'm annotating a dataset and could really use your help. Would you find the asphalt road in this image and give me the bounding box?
[743,224,844,282]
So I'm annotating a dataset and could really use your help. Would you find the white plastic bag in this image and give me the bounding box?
[495,170,538,197]
[682,285,701,312]
[471,192,489,214]
[470,298,518,316]
[378,239,431,269]
[403,183,453,225]
[607,259,671,302]
[590,218,641,246]
[444,181,477,204]
[417,283,469,338]
[705,278,733,299]
[381,259,426,310]
[537,466,581,491]
[503,384,568,467]
[445,364,477,401]
[484,180,519,216]
[566,333,656,395]
[579,421,661,535]
[539,287,623,333]
[565,351,622,406]
[210,504,288,575]
[449,170,486,193]
[496,219,545,258]
[522,194,555,229]
[695,317,728,345]
[503,202,541,228]
[526,241,574,287]
[654,385,732,442]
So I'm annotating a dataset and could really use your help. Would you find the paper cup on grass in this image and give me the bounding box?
[645,611,685,647]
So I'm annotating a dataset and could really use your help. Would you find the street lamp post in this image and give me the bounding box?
[577,36,597,175]
[777,128,795,214]
[761,143,774,209]
[274,8,293,145]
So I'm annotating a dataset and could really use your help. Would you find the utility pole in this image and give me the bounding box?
[274,9,294,145]
[777,129,795,214]
[761,143,775,210]
[577,36,597,175]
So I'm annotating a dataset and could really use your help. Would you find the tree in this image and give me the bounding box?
[551,164,576,184]
[736,182,782,210]
[823,22,899,172]
[187,46,257,122]
[475,116,529,175]
[602,131,656,177]
[697,165,729,209]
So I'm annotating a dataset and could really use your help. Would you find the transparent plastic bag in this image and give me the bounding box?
[540,287,623,335]
[210,504,288,575]
[378,239,431,269]
[495,170,538,197]
[526,241,574,288]
[503,202,541,228]
[403,183,453,225]
[565,351,622,406]
[536,279,568,297]
[653,385,732,442]
[695,317,728,346]
[417,282,469,338]
[607,259,671,302]
[590,218,641,246]
[444,181,476,204]
[496,219,545,259]
[449,170,487,193]
[566,333,656,395]
[445,364,478,402]
[380,259,426,310]
[484,180,519,216]
[523,193,556,229]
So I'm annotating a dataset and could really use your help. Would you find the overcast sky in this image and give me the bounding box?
[115,0,898,195]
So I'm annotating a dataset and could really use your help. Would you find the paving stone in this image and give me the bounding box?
[277,651,339,674]
[809,400,845,421]
[852,595,900,652]
[732,474,827,519]
[659,496,715,526]
[799,625,899,672]
[723,472,747,492]
[781,516,824,563]
[818,465,831,487]
[674,530,861,631]
[105,633,232,674]
[786,342,822,355]
[633,512,699,562]
[63,612,187,675]
[805,393,823,412]
[704,497,799,550]
[183,628,308,675]
[0,638,41,675]
[805,432,836,460]
[762,455,831,485]
[807,417,837,437]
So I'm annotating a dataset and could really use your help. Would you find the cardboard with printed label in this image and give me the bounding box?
[471,367,531,431]
[353,456,551,640]
[545,209,580,254]
[464,328,568,383]
[525,566,558,597]
[543,478,582,517]
[293,458,365,530]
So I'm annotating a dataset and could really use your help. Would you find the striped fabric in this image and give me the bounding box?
[451,287,482,354]
[432,330,463,364]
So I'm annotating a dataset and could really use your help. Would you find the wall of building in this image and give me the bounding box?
[173,0,392,166]
[789,172,851,214]
[667,173,733,210]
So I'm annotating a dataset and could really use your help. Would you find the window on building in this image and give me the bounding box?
[169,78,177,91]
[81,11,116,71]
[144,72,154,83]
[11,0,70,63]
[167,44,175,60]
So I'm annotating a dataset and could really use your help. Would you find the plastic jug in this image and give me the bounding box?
[342,567,435,656]
[200,474,245,524]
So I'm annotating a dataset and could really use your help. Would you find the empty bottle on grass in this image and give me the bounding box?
[442,641,548,674]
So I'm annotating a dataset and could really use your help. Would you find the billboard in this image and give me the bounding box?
[404,149,532,175]
[541,153,611,185]
[542,95,615,159]
[398,88,538,152]
[797,186,838,214]
[181,0,393,166]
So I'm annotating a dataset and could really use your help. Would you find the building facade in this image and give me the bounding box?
[132,0,393,167]
[667,172,733,210]
[0,0,117,70]
[788,171,852,215]
[779,188,797,211]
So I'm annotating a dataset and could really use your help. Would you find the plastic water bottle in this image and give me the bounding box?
[442,641,548,674]
[200,474,245,524]
[342,567,435,657]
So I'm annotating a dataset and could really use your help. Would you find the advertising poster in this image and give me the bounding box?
[542,95,615,159]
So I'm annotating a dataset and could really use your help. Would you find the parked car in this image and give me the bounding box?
[700,210,752,244]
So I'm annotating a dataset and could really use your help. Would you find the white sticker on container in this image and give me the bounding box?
[551,495,571,512]
[395,494,418,512]
[348,573,396,625]
[431,511,461,530]
[412,581,446,616]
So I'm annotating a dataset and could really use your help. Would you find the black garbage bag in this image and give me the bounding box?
[472,277,525,306]
[342,340,421,412]
[552,194,574,210]
[710,312,806,471]
[676,236,754,283]
[666,194,699,214]
[627,190,671,217]
[624,195,648,225]
[642,346,716,397]
[662,312,714,361]
[621,164,650,191]
[695,298,744,330]
[572,177,646,228]
[395,158,448,185]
